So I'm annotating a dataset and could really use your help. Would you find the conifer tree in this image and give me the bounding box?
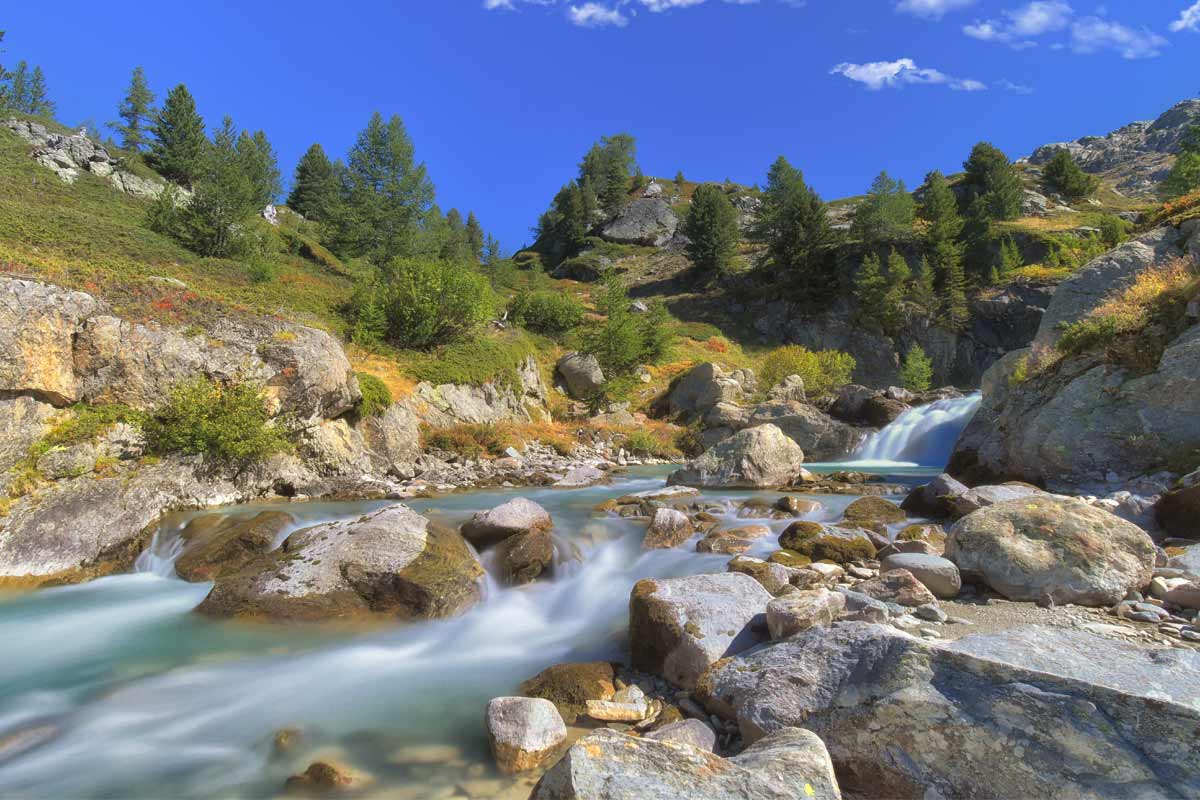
[27,65,53,117]
[579,133,637,216]
[853,252,888,327]
[1042,150,1098,200]
[999,236,1023,277]
[900,344,933,392]
[852,171,916,246]
[756,156,835,296]
[465,211,485,263]
[286,143,339,222]
[109,66,155,152]
[440,208,472,263]
[237,129,281,208]
[961,142,1023,222]
[919,170,970,329]
[683,183,740,275]
[337,112,435,265]
[1161,121,1200,199]
[910,255,937,314]
[939,258,970,332]
[882,248,911,331]
[483,234,502,266]
[149,84,207,186]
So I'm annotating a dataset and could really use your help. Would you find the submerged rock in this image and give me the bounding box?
[175,510,295,582]
[196,505,484,622]
[696,622,1200,799]
[946,495,1156,605]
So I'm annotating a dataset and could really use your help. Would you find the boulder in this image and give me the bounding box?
[284,760,370,793]
[665,363,745,421]
[948,483,1046,518]
[852,569,937,607]
[696,524,770,555]
[629,573,771,689]
[743,402,863,462]
[642,719,717,752]
[1163,582,1200,610]
[696,623,1200,799]
[727,556,794,595]
[355,404,421,476]
[946,496,1156,605]
[556,352,605,399]
[842,496,905,527]
[878,553,960,599]
[643,508,694,550]
[1157,484,1200,540]
[0,278,104,405]
[900,473,969,518]
[175,510,295,582]
[486,696,567,774]
[667,424,804,489]
[860,395,908,427]
[766,375,806,403]
[531,727,842,800]
[829,385,876,424]
[518,662,616,725]
[766,589,846,639]
[461,498,553,548]
[492,527,554,585]
[196,505,485,622]
[600,198,678,247]
[553,465,608,488]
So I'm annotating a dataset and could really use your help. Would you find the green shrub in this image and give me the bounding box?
[622,429,678,459]
[1042,150,1099,200]
[758,345,856,399]
[407,334,537,390]
[143,378,289,464]
[351,259,495,349]
[899,344,933,391]
[420,423,514,459]
[355,372,392,417]
[246,255,279,284]
[509,290,585,333]
[1097,214,1131,248]
[580,278,674,376]
[28,404,143,460]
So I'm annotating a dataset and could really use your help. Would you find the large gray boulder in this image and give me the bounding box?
[461,497,553,548]
[556,352,605,399]
[629,572,771,689]
[486,696,567,774]
[665,363,747,421]
[696,622,1200,799]
[878,553,961,599]
[196,505,484,622]
[945,496,1156,605]
[532,727,842,800]
[600,198,678,247]
[354,403,421,476]
[668,424,804,489]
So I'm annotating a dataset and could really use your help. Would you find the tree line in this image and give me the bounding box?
[0,32,54,117]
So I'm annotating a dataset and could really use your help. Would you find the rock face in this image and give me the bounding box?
[196,505,484,621]
[629,573,771,689]
[945,496,1156,605]
[697,622,1200,800]
[2,118,173,199]
[600,198,679,247]
[556,352,605,399]
[486,696,567,774]
[0,278,104,405]
[0,396,56,473]
[737,402,862,462]
[668,424,803,489]
[664,363,749,421]
[404,355,549,426]
[950,223,1200,489]
[1025,99,1200,198]
[532,727,842,800]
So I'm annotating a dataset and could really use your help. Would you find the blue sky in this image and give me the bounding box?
[3,1,1199,251]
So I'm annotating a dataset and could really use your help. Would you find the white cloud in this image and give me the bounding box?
[568,2,628,26]
[894,0,975,20]
[830,58,986,91]
[1070,17,1167,58]
[1170,1,1200,33]
[998,78,1035,94]
[964,1,1071,47]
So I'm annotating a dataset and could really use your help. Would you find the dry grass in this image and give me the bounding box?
[347,346,418,400]
[419,418,684,461]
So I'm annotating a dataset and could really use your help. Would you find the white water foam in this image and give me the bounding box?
[849,394,982,468]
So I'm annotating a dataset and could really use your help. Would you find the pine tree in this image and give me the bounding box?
[910,255,937,314]
[440,208,472,262]
[1042,150,1099,200]
[338,112,436,265]
[148,84,207,186]
[109,66,155,152]
[683,183,740,275]
[961,142,1023,222]
[999,236,1023,277]
[483,234,502,266]
[882,248,911,332]
[920,170,965,244]
[756,156,835,297]
[853,252,888,327]
[27,65,53,117]
[286,143,339,222]
[579,133,637,216]
[919,170,970,328]
[939,257,970,332]
[237,129,281,208]
[852,171,916,246]
[899,344,933,392]
[6,60,28,113]
[465,211,485,263]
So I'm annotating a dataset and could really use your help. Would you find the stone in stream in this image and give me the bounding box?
[642,508,695,550]
[945,495,1156,606]
[460,497,553,548]
[486,696,567,774]
[196,505,484,622]
[629,573,771,689]
[492,526,554,585]
[531,727,842,800]
[284,760,372,793]
[878,553,961,599]
[900,473,969,518]
[696,524,771,555]
[518,662,616,725]
[852,569,937,607]
[727,556,793,596]
[667,424,804,489]
[766,589,846,640]
[174,510,295,582]
[841,496,905,528]
[695,622,1200,800]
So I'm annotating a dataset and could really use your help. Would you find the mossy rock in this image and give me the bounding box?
[843,497,906,527]
[778,520,824,551]
[767,549,812,568]
[793,535,877,565]
[519,661,616,724]
[898,524,947,549]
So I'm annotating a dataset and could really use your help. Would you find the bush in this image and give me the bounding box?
[420,423,514,460]
[407,335,536,390]
[758,345,856,399]
[143,378,289,464]
[1097,214,1131,248]
[509,290,584,333]
[580,278,674,376]
[1042,150,1099,200]
[352,259,495,349]
[899,344,933,391]
[622,429,678,459]
[355,372,392,417]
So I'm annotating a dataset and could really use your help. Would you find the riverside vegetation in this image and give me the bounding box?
[1,25,1200,800]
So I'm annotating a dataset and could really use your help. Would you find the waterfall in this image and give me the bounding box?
[845,394,982,469]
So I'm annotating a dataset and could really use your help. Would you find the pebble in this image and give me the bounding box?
[848,566,876,580]
[914,604,948,623]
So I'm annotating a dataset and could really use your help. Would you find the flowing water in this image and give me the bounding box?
[0,396,980,799]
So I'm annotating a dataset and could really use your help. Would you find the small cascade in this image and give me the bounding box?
[847,394,982,468]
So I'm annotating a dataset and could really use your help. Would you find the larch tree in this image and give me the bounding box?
[286,143,339,222]
[756,155,836,297]
[109,66,156,152]
[149,84,207,186]
[683,183,740,275]
[465,211,485,263]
